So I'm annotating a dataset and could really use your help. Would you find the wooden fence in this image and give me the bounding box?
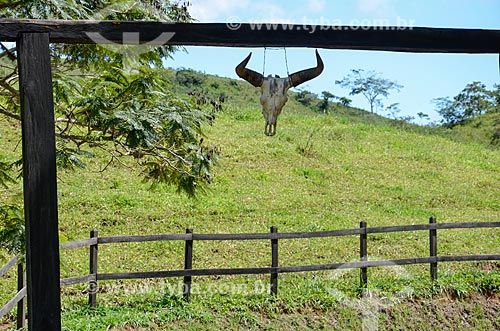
[1,216,500,327]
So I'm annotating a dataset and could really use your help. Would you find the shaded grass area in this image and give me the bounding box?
[1,71,500,329]
[3,276,499,330]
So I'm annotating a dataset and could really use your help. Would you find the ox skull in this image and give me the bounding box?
[236,50,324,136]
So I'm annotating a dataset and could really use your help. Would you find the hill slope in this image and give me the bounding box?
[1,69,499,330]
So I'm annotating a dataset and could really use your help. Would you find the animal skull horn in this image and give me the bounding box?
[236,50,324,136]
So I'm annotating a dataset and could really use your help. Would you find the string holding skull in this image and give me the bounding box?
[236,50,324,136]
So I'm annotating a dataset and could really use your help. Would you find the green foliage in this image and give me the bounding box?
[336,69,403,113]
[295,90,317,107]
[317,91,336,114]
[0,1,215,199]
[0,204,24,255]
[433,81,498,128]
[338,96,352,107]
[56,142,94,170]
[0,157,16,189]
[68,67,217,197]
[175,69,206,88]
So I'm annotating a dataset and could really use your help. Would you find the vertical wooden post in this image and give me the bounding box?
[89,230,98,308]
[360,221,368,289]
[429,216,438,282]
[16,263,26,329]
[270,226,278,296]
[18,32,61,331]
[183,228,193,301]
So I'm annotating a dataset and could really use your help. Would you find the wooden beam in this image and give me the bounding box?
[18,32,61,331]
[1,19,500,53]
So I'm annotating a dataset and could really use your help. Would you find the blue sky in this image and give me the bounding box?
[165,0,500,123]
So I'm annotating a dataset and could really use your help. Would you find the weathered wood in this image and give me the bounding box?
[60,274,96,287]
[432,221,500,230]
[0,255,18,278]
[94,254,500,282]
[17,263,26,329]
[278,254,500,273]
[0,287,27,321]
[429,216,438,282]
[97,267,275,280]
[185,229,362,240]
[270,226,278,295]
[360,221,368,288]
[0,20,499,53]
[193,233,273,240]
[60,237,98,249]
[366,221,500,234]
[276,228,363,239]
[368,224,434,233]
[183,228,193,301]
[89,230,98,308]
[18,32,61,331]
[98,233,190,244]
[79,222,500,246]
[436,254,500,263]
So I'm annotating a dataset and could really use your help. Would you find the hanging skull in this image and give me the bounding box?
[236,50,324,136]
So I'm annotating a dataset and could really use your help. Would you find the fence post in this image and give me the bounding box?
[360,221,368,289]
[89,230,98,308]
[271,226,278,295]
[429,216,438,282]
[184,228,193,301]
[16,262,26,329]
[270,226,278,296]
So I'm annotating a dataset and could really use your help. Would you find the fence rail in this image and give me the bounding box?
[0,257,25,329]
[2,217,500,326]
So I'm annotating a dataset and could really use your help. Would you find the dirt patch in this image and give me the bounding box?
[380,293,500,331]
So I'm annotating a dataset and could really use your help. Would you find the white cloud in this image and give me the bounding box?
[189,0,250,22]
[307,0,326,13]
[188,0,289,23]
[356,0,396,17]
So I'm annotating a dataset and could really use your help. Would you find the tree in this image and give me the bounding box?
[0,1,215,253]
[489,83,500,110]
[335,69,403,114]
[433,81,496,127]
[417,112,430,124]
[0,0,214,195]
[338,97,352,107]
[385,103,401,119]
[295,90,317,107]
[317,91,336,114]
[455,82,494,117]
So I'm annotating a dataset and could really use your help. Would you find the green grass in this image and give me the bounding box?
[1,70,500,330]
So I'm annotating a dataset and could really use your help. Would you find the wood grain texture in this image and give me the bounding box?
[0,19,499,53]
[59,222,500,246]
[429,216,438,281]
[0,255,18,278]
[0,287,26,320]
[89,230,98,307]
[60,274,95,287]
[94,254,500,281]
[17,264,26,329]
[18,32,61,331]
[270,226,278,295]
[183,228,193,301]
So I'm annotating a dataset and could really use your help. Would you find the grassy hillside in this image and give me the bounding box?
[1,69,499,330]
